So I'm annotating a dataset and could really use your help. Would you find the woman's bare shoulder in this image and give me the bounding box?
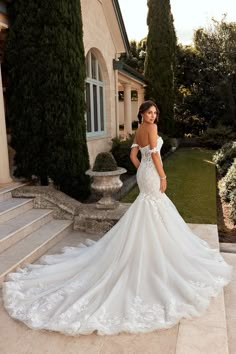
[147,124,158,134]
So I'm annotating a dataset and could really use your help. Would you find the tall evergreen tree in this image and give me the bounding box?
[5,0,90,200]
[145,0,177,135]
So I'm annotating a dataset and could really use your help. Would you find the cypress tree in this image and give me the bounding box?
[145,0,177,135]
[5,0,90,200]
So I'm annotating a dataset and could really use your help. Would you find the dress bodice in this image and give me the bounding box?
[139,136,163,159]
[131,136,163,152]
[131,136,164,165]
[132,136,164,197]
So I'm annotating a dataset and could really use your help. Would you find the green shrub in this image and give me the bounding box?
[159,134,173,156]
[213,141,236,176]
[230,195,236,225]
[199,126,236,149]
[111,135,138,175]
[219,159,236,225]
[179,137,201,147]
[132,120,139,130]
[93,152,118,172]
[174,110,207,138]
[219,158,236,202]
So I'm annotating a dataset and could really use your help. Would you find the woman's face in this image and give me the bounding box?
[142,105,158,124]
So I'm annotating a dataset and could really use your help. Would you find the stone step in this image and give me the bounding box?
[0,219,73,285]
[0,198,34,223]
[220,243,236,254]
[0,182,27,202]
[222,252,236,354]
[0,208,54,253]
[0,191,12,202]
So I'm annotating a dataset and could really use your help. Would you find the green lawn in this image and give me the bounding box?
[121,148,217,224]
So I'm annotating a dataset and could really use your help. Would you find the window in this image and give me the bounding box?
[118,90,138,102]
[85,52,105,135]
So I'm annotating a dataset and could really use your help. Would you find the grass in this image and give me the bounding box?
[121,147,217,224]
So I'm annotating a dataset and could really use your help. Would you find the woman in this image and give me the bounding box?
[3,100,232,336]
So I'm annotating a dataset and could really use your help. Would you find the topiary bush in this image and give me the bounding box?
[199,127,236,149]
[219,158,236,202]
[93,152,118,172]
[213,141,236,176]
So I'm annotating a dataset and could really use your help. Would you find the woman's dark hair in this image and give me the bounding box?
[137,100,160,124]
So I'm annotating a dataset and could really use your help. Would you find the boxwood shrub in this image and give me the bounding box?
[199,127,236,149]
[213,141,236,176]
[230,196,236,225]
[219,158,236,203]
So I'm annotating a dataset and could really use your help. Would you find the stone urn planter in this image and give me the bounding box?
[86,152,126,209]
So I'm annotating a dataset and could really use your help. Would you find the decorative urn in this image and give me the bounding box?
[86,152,126,209]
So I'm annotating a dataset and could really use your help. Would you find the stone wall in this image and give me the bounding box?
[81,0,125,165]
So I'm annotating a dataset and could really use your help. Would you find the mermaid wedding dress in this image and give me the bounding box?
[3,136,232,336]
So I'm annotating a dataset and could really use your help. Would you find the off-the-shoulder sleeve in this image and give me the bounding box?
[149,146,158,153]
[131,143,139,148]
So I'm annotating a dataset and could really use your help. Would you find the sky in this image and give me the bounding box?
[118,0,236,45]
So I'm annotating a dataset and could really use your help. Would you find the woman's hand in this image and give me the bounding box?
[160,178,167,193]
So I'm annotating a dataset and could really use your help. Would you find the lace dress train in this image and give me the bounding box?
[2,137,232,336]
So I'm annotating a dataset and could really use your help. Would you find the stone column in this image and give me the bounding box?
[123,83,132,136]
[0,64,12,184]
[138,87,145,109]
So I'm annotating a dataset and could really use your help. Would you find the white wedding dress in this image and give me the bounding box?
[3,136,232,336]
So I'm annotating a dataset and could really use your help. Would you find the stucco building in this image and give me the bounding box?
[0,0,146,184]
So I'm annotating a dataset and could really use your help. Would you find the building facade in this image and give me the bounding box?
[0,0,146,184]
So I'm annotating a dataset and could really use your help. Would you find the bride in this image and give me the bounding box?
[3,100,232,336]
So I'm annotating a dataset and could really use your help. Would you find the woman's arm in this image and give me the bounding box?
[130,145,140,169]
[148,125,167,192]
[130,136,140,169]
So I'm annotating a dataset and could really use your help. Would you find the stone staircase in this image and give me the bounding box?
[0,183,235,353]
[0,183,73,285]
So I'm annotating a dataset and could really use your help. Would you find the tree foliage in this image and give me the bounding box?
[175,17,236,135]
[119,39,147,74]
[5,0,90,200]
[145,0,177,135]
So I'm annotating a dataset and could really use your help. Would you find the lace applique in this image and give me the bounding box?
[139,146,162,166]
[138,193,167,223]
[3,270,231,335]
[129,296,166,324]
[58,298,89,321]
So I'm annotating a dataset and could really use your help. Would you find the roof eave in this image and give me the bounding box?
[112,0,130,55]
[113,59,147,84]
